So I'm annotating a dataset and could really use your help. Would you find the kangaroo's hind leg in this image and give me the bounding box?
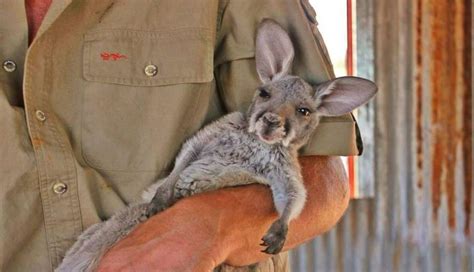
[147,113,245,216]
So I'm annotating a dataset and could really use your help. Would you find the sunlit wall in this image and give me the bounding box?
[309,0,347,76]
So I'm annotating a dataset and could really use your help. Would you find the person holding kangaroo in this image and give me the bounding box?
[57,19,377,271]
[2,1,373,271]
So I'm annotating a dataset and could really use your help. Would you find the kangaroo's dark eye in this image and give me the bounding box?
[259,88,271,98]
[297,107,311,116]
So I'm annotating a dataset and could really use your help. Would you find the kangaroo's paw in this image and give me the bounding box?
[260,219,288,255]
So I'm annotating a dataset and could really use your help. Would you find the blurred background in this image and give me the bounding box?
[289,0,472,271]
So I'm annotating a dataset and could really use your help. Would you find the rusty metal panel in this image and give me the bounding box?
[289,0,472,270]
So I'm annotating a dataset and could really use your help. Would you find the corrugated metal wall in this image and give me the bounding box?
[289,0,472,271]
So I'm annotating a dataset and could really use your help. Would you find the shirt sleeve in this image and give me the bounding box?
[214,0,362,156]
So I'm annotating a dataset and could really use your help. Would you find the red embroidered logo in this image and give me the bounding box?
[100,52,127,61]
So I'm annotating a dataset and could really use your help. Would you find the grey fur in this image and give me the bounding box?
[57,19,377,271]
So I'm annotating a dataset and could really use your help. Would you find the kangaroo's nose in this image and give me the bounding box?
[263,114,282,127]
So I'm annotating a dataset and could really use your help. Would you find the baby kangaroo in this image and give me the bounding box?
[57,19,377,271]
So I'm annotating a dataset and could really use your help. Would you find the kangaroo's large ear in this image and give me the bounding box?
[255,19,295,83]
[314,76,377,116]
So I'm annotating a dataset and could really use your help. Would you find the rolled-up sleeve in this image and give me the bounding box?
[214,0,362,156]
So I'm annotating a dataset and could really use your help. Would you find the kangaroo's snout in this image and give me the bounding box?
[253,112,289,145]
[262,113,283,128]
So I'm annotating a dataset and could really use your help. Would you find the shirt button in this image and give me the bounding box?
[53,182,68,195]
[35,110,47,122]
[3,60,17,72]
[144,64,158,77]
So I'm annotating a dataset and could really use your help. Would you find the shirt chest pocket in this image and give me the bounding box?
[81,29,214,172]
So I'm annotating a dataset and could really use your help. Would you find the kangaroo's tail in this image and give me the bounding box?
[55,203,149,272]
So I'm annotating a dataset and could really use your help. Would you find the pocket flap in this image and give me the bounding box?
[83,28,214,86]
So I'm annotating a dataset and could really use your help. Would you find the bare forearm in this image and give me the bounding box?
[223,156,349,266]
[287,155,349,245]
[98,156,349,271]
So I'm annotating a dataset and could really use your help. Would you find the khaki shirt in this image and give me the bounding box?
[0,0,361,271]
